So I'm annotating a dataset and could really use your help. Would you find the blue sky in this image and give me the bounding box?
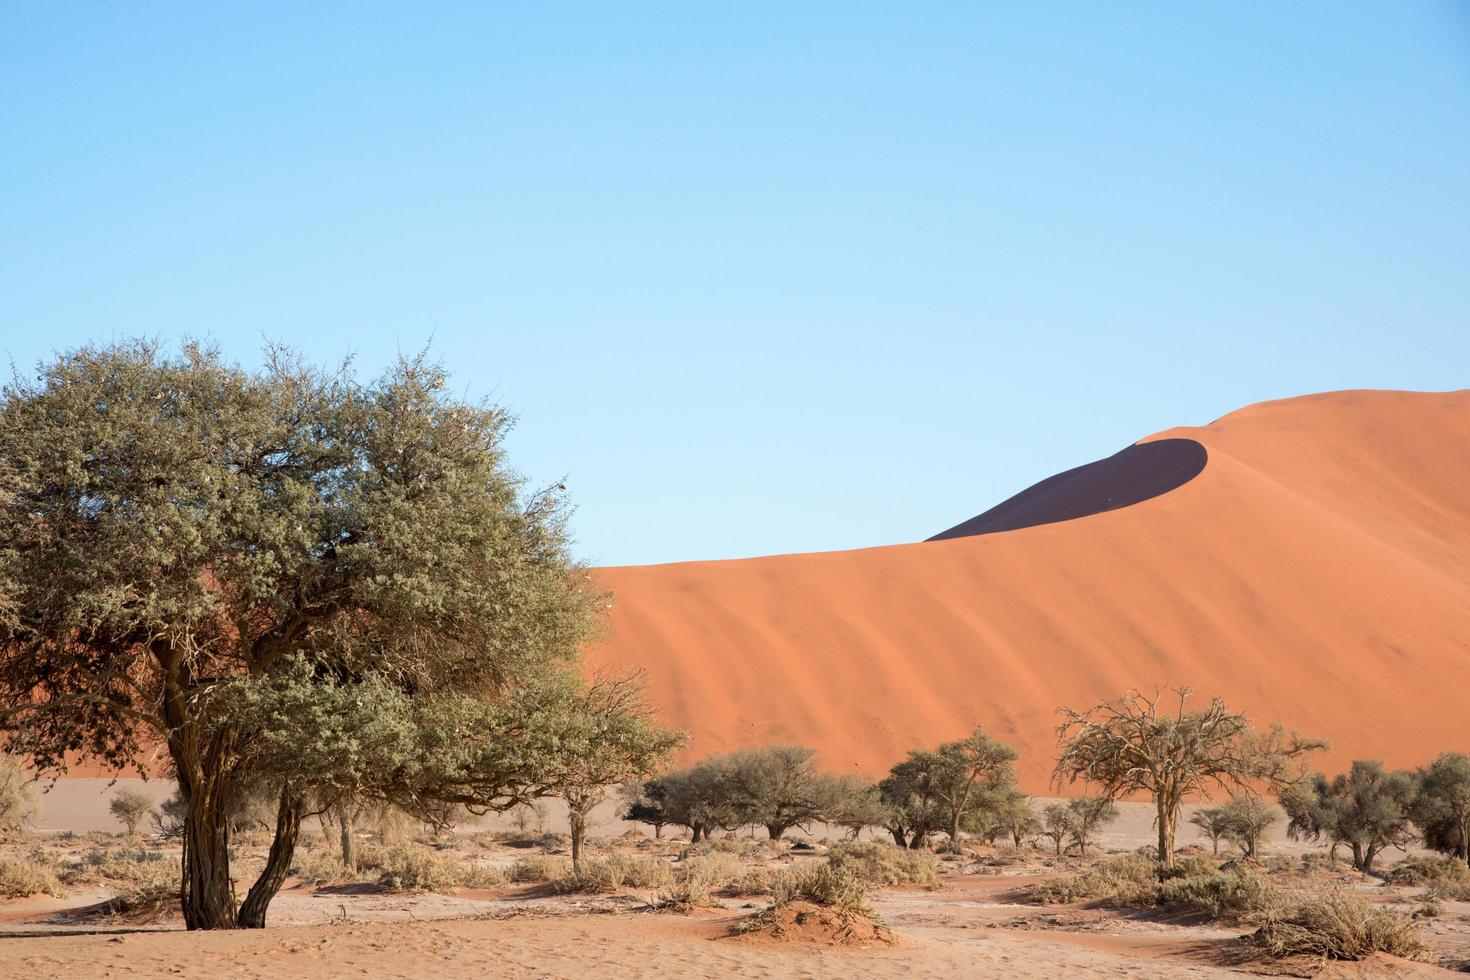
[3,2,1468,566]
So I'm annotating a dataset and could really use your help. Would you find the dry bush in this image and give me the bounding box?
[508,855,573,883]
[1026,853,1274,921]
[657,852,744,911]
[772,863,871,912]
[1248,890,1426,961]
[60,849,172,888]
[0,854,62,898]
[104,859,180,915]
[551,855,673,894]
[375,844,505,893]
[826,841,940,889]
[1384,855,1470,888]
[0,756,39,835]
[291,850,357,886]
[725,866,783,897]
[731,864,889,944]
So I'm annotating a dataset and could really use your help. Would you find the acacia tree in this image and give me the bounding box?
[1281,761,1416,873]
[1041,803,1074,856]
[1188,806,1231,856]
[110,789,155,837]
[827,776,889,840]
[1066,796,1119,857]
[1413,753,1470,866]
[535,672,685,870]
[1054,687,1321,867]
[878,754,945,849]
[0,342,598,928]
[1219,796,1278,859]
[722,745,847,840]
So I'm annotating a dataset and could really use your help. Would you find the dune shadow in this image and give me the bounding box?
[927,438,1207,541]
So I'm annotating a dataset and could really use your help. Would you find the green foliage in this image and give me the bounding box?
[1026,852,1275,921]
[1065,796,1119,857]
[1188,806,1233,855]
[1040,803,1075,856]
[109,789,155,836]
[1412,752,1470,864]
[0,342,601,927]
[1217,797,1279,858]
[1281,762,1416,872]
[1248,890,1425,961]
[884,728,1018,844]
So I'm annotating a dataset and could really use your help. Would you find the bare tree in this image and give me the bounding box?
[1041,803,1074,856]
[1054,687,1321,867]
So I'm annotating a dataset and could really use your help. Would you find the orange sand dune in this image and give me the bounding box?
[588,390,1470,791]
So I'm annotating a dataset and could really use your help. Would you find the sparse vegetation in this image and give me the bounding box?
[0,853,62,898]
[109,789,155,837]
[550,854,673,893]
[1054,687,1322,866]
[1281,761,1416,872]
[1413,752,1470,866]
[826,840,940,888]
[374,845,505,893]
[1248,890,1426,961]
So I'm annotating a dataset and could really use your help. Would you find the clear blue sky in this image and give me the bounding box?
[3,3,1468,566]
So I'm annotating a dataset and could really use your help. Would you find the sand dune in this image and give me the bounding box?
[588,389,1470,790]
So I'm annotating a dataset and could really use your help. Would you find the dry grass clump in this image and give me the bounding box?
[826,841,940,889]
[725,866,784,897]
[0,853,63,898]
[291,850,358,886]
[657,852,744,910]
[103,860,180,916]
[1385,855,1470,889]
[508,854,573,883]
[1025,853,1276,921]
[732,864,891,945]
[374,844,505,893]
[551,855,673,894]
[1247,890,1426,962]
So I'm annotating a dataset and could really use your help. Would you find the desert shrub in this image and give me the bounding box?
[61,848,173,888]
[292,851,355,886]
[0,854,62,897]
[772,863,871,913]
[725,866,783,897]
[657,852,743,910]
[0,755,39,834]
[375,845,504,893]
[1026,853,1158,904]
[1384,855,1470,888]
[1150,869,1278,920]
[104,859,180,915]
[551,854,673,894]
[508,855,573,883]
[109,789,155,836]
[826,840,940,888]
[1249,890,1426,961]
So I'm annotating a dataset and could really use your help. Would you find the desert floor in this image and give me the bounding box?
[1,781,1465,979]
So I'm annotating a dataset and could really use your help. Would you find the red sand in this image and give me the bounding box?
[588,389,1470,790]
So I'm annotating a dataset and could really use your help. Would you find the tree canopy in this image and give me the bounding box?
[0,341,601,927]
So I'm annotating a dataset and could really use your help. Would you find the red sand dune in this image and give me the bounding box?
[588,390,1470,791]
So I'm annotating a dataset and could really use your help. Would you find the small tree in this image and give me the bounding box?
[985,789,1040,848]
[620,780,669,838]
[1281,762,1416,873]
[878,754,945,849]
[535,672,685,870]
[1041,803,1075,856]
[1066,796,1118,858]
[1219,796,1278,859]
[1054,687,1321,867]
[931,729,1020,841]
[657,760,741,842]
[721,745,847,840]
[0,753,38,834]
[827,776,889,840]
[1413,753,1470,866]
[1188,806,1231,856]
[110,789,155,837]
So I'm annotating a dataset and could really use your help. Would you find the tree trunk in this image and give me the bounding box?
[339,809,357,874]
[1054,837,1063,857]
[569,808,586,871]
[948,814,961,842]
[691,823,704,843]
[653,823,662,840]
[889,827,908,849]
[1156,801,1177,868]
[1350,841,1365,871]
[238,786,303,928]
[766,823,786,840]
[1210,837,1220,857]
[1362,843,1379,874]
[180,777,239,930]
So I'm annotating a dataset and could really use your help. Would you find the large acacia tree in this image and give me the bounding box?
[0,341,599,928]
[1054,687,1321,867]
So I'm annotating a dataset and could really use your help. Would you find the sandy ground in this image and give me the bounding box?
[587,389,1470,788]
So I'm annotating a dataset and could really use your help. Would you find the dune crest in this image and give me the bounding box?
[589,389,1470,790]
